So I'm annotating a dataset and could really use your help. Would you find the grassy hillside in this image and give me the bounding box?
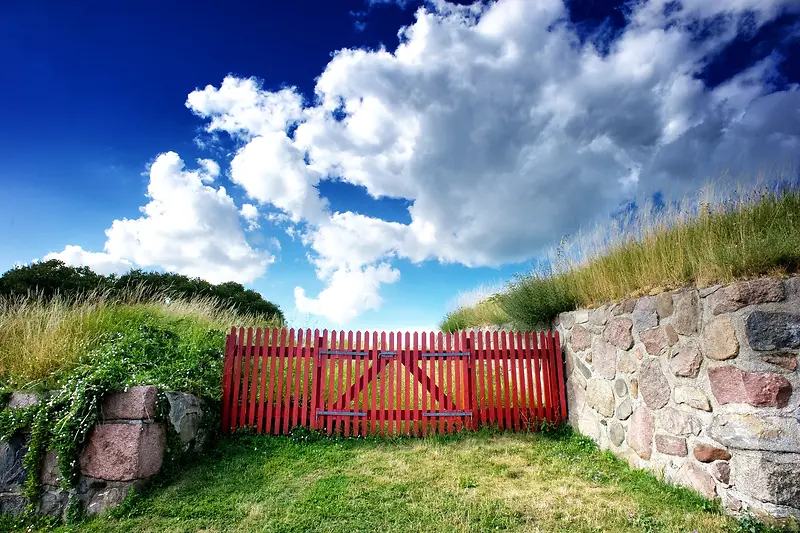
[0,260,285,324]
[0,287,280,391]
[0,287,282,521]
[442,183,800,331]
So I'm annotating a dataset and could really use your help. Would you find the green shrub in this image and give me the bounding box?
[0,260,284,323]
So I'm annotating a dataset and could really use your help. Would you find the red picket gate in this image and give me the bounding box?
[221,328,566,436]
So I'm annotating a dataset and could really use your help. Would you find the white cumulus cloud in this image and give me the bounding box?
[294,263,401,324]
[45,245,132,276]
[229,133,329,223]
[48,153,272,285]
[239,203,260,230]
[186,76,305,139]
[75,0,796,324]
[187,0,800,322]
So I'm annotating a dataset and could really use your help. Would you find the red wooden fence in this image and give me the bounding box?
[221,328,566,436]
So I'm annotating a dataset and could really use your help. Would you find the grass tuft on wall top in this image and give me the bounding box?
[442,180,800,331]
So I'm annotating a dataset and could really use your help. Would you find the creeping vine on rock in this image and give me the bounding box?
[0,316,224,519]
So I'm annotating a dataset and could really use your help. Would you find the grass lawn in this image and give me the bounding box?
[51,429,750,533]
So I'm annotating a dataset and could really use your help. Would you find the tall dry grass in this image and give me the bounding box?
[0,286,281,388]
[442,181,800,331]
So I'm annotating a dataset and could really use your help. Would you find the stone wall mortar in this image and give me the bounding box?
[557,276,800,522]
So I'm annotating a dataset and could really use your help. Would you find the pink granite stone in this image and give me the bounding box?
[101,386,158,420]
[629,405,654,460]
[80,422,165,481]
[708,366,792,408]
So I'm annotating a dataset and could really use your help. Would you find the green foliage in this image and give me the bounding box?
[115,270,284,323]
[498,269,580,329]
[290,425,327,444]
[0,260,284,323]
[49,431,746,532]
[439,298,510,333]
[0,311,226,522]
[0,512,57,532]
[627,511,666,533]
[0,263,274,527]
[727,512,799,533]
[0,260,109,300]
[0,404,36,440]
[439,311,469,333]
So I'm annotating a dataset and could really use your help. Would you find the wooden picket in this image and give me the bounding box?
[221,327,566,436]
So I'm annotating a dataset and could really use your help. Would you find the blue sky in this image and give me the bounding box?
[2,0,799,331]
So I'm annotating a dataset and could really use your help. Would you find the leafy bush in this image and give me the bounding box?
[497,270,579,330]
[114,270,283,322]
[0,260,284,323]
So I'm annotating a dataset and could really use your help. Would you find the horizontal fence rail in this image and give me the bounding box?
[221,328,566,437]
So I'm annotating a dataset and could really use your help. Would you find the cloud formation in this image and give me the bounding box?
[185,0,799,322]
[50,152,272,285]
[45,245,132,276]
[49,0,800,324]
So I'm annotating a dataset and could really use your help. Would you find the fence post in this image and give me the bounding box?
[465,336,477,430]
[553,331,567,424]
[309,334,323,430]
[221,328,236,434]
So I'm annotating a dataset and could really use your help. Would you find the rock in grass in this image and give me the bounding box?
[694,444,731,463]
[570,325,592,351]
[639,327,669,355]
[673,385,711,412]
[670,345,702,378]
[633,297,658,331]
[615,397,633,420]
[656,292,673,319]
[0,433,27,491]
[709,414,800,452]
[603,318,633,349]
[101,386,158,421]
[166,391,204,447]
[672,291,699,335]
[675,462,716,499]
[655,434,687,456]
[591,337,617,379]
[659,407,701,436]
[6,392,40,410]
[709,278,785,315]
[608,420,625,447]
[730,452,800,507]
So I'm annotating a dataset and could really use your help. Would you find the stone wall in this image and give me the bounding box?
[556,277,800,521]
[0,386,205,518]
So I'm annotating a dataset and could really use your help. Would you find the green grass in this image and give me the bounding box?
[0,288,281,391]
[440,298,512,332]
[442,183,800,331]
[41,429,760,533]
